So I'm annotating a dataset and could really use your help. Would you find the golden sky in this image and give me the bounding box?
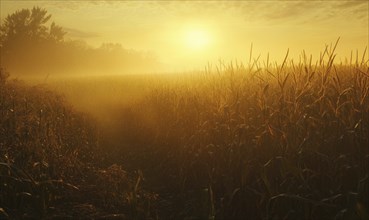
[1,1,368,71]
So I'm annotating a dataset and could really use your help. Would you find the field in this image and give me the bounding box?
[1,46,369,219]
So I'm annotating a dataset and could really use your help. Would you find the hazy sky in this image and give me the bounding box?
[1,1,368,71]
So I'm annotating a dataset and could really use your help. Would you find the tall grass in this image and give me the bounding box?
[0,69,157,219]
[1,44,369,219]
[114,46,369,219]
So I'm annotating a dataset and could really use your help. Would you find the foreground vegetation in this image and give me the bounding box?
[0,69,157,219]
[112,45,369,219]
[1,44,369,219]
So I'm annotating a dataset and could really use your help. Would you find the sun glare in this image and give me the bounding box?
[184,29,211,50]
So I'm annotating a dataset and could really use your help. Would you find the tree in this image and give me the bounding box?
[0,7,67,74]
[0,7,66,51]
[49,22,65,42]
[0,7,162,75]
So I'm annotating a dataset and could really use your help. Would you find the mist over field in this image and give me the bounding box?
[0,1,369,219]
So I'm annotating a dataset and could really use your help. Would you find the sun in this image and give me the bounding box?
[184,29,211,51]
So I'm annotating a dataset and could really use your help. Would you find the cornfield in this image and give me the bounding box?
[1,44,369,219]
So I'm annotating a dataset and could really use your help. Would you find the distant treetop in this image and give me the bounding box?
[0,7,66,49]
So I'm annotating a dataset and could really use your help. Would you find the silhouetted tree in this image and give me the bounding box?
[0,7,162,75]
[0,7,67,74]
[0,7,65,52]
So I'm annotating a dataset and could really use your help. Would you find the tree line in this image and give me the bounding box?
[0,7,162,75]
